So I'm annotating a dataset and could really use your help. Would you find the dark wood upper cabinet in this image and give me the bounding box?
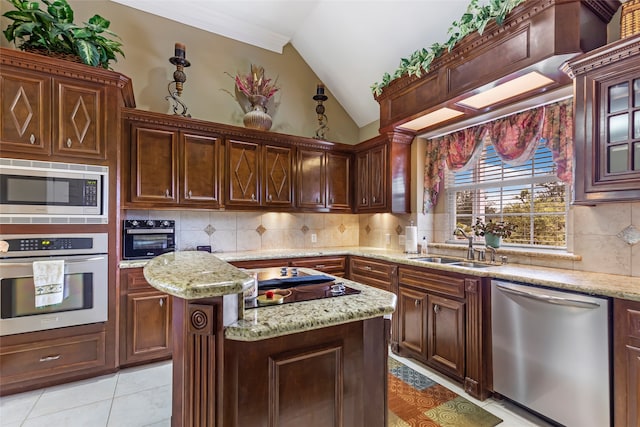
[562,35,640,204]
[53,78,105,159]
[124,110,223,208]
[297,147,352,212]
[226,139,261,207]
[354,130,412,213]
[0,47,133,163]
[263,144,293,207]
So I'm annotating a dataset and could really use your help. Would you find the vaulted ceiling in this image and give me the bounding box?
[109,0,470,128]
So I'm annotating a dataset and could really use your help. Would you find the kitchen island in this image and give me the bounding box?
[143,251,396,427]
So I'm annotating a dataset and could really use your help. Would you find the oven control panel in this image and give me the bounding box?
[4,237,94,252]
[124,219,175,229]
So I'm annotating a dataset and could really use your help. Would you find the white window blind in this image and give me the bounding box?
[446,135,568,248]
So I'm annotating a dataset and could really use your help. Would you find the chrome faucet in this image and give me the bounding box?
[453,227,474,260]
[486,246,497,263]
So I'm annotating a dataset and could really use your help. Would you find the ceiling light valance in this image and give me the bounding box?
[376,0,619,136]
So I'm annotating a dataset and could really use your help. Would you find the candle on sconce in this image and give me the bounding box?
[316,84,325,96]
[174,42,186,59]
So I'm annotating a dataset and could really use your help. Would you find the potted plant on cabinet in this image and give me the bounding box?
[471,218,516,248]
[2,0,124,69]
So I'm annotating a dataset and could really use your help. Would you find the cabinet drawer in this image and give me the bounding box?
[121,268,155,292]
[290,256,346,277]
[398,268,465,299]
[0,332,105,384]
[349,257,394,291]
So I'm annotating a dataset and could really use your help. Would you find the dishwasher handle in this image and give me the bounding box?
[495,283,601,309]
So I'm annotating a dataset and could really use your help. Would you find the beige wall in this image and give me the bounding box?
[0,0,360,144]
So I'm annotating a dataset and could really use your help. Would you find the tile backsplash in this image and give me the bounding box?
[124,210,359,252]
[126,201,639,277]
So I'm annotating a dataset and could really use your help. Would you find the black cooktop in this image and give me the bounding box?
[244,267,360,309]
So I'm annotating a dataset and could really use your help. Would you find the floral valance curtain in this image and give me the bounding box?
[422,99,574,213]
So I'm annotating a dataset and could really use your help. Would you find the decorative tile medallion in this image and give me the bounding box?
[204,224,216,236]
[301,225,309,234]
[365,224,371,234]
[618,224,640,246]
[338,224,346,234]
[395,225,403,235]
[256,224,267,236]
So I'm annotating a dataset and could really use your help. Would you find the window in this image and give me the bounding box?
[446,136,568,248]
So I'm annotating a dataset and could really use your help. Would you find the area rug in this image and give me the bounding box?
[388,356,502,427]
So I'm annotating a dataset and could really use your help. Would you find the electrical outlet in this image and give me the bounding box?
[399,235,406,246]
[311,233,317,243]
[385,234,391,244]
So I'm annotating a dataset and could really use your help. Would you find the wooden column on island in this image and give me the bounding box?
[143,251,397,427]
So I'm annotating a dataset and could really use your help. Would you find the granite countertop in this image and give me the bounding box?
[225,267,397,342]
[125,246,640,302]
[143,251,254,299]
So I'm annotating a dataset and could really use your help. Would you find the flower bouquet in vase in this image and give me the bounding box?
[225,64,279,131]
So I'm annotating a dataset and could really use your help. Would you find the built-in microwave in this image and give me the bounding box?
[0,158,108,223]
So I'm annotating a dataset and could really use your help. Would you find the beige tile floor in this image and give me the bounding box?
[0,352,553,427]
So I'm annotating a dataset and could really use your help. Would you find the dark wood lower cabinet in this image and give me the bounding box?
[120,268,172,367]
[614,298,640,427]
[170,295,389,427]
[427,294,465,378]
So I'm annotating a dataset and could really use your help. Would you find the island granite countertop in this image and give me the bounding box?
[141,251,397,342]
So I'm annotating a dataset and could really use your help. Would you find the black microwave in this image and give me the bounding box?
[122,219,176,260]
[0,158,108,222]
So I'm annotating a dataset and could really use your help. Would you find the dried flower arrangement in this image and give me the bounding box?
[471,218,516,238]
[223,64,280,115]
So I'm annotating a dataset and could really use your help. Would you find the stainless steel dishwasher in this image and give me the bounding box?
[491,280,610,427]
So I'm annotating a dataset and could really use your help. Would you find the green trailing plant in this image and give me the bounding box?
[371,0,526,97]
[2,0,124,69]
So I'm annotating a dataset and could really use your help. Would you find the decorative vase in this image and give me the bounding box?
[243,95,272,131]
[484,232,501,248]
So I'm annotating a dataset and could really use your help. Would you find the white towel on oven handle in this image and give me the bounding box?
[33,260,65,307]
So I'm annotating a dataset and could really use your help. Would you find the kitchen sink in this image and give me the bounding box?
[410,256,462,264]
[449,261,492,268]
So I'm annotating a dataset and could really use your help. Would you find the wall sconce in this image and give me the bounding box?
[166,42,191,117]
[313,83,329,139]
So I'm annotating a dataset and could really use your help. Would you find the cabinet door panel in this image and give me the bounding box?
[0,69,49,155]
[130,126,177,203]
[297,148,325,209]
[264,145,293,207]
[182,133,221,207]
[53,79,104,159]
[126,292,172,361]
[398,286,428,357]
[369,146,387,209]
[427,295,464,378]
[327,152,350,210]
[356,152,369,209]
[227,140,260,206]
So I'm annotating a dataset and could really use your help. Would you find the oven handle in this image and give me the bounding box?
[0,256,106,267]
[125,229,174,234]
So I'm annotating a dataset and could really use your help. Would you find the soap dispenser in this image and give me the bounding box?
[421,236,428,255]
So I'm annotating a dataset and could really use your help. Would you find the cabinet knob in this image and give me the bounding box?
[372,196,377,203]
[165,189,170,197]
[268,194,273,201]
[362,198,367,204]
[29,134,36,144]
[363,265,372,271]
[188,190,192,199]
[251,194,256,201]
[433,304,440,314]
[315,264,325,268]
[159,298,164,307]
[316,197,320,203]
[66,138,72,147]
[40,354,61,362]
[415,299,420,307]
[330,197,335,204]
